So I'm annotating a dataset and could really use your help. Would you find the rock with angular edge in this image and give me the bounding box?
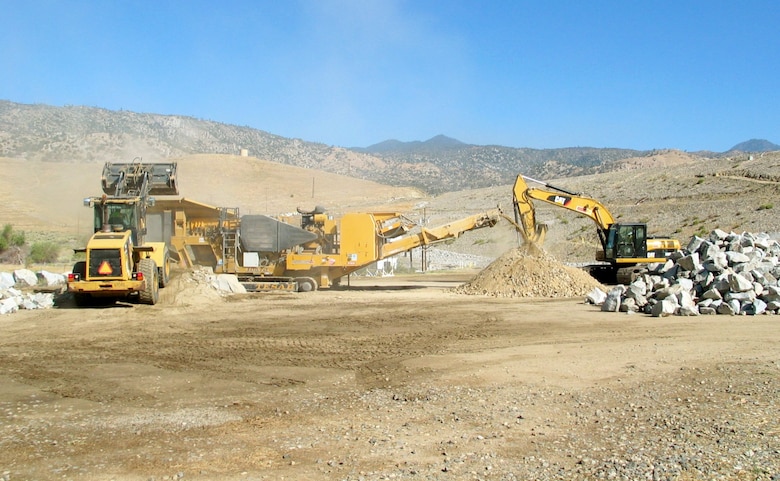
[1,297,20,315]
[213,274,247,294]
[728,273,754,292]
[742,299,767,316]
[0,272,14,289]
[677,253,700,272]
[726,251,750,266]
[13,269,38,287]
[651,299,677,317]
[38,270,65,287]
[586,287,607,305]
[601,287,624,312]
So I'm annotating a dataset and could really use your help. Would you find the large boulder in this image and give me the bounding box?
[651,299,677,317]
[0,272,14,289]
[601,286,624,312]
[212,274,247,294]
[585,287,607,305]
[38,270,65,287]
[13,269,38,287]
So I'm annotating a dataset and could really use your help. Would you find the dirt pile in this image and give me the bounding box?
[160,267,226,307]
[455,245,604,298]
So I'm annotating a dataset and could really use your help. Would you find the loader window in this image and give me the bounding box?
[96,205,137,238]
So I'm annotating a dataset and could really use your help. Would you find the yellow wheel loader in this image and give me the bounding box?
[67,160,177,305]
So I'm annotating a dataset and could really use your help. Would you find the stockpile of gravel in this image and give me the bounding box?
[455,246,604,298]
[163,266,241,306]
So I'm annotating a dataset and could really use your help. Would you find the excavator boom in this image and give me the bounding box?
[512,174,616,242]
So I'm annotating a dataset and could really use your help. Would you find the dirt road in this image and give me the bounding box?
[1,273,778,480]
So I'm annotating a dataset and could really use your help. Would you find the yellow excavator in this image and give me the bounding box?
[511,174,680,282]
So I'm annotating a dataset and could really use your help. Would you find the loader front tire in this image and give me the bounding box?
[138,258,159,305]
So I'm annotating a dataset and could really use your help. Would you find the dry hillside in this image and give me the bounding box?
[427,150,780,262]
[1,150,779,265]
[0,154,425,241]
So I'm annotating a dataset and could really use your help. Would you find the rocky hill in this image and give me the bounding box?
[4,100,760,195]
[728,138,780,152]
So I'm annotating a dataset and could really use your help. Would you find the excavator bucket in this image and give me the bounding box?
[512,176,547,245]
[101,161,179,197]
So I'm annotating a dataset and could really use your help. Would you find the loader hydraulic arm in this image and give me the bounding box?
[380,209,500,259]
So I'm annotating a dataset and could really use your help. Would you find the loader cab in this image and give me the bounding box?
[604,223,647,261]
[92,201,145,245]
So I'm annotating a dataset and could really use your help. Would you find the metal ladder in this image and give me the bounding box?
[220,207,240,267]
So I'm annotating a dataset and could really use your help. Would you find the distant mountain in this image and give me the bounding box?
[355,135,466,154]
[0,100,713,194]
[728,139,780,152]
[349,136,648,192]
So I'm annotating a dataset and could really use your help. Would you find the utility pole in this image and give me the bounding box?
[421,207,428,273]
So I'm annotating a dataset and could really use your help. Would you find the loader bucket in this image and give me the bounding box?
[101,162,179,196]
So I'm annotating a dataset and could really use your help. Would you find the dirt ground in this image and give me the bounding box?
[1,271,779,481]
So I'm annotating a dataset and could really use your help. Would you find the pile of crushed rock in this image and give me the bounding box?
[455,245,604,298]
[589,229,780,316]
[164,266,245,306]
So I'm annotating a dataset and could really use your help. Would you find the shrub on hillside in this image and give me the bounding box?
[28,242,60,264]
[0,224,25,251]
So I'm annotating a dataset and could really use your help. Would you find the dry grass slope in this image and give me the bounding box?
[2,150,779,268]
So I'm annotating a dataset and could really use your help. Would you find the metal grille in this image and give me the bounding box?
[88,249,123,278]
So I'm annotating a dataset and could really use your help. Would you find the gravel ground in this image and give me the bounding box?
[1,279,778,481]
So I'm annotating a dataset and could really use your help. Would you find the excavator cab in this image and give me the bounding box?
[604,223,647,261]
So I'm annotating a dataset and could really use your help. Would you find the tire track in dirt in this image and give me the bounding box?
[1,301,506,400]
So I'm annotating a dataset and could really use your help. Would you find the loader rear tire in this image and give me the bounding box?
[71,262,89,307]
[138,258,159,305]
[72,261,87,277]
[158,250,171,288]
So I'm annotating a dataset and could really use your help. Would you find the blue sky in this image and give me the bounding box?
[1,1,777,151]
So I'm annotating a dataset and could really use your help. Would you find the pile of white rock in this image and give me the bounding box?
[0,269,65,315]
[588,229,780,316]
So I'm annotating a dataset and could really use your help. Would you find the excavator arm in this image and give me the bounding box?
[512,174,616,244]
[380,209,500,259]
